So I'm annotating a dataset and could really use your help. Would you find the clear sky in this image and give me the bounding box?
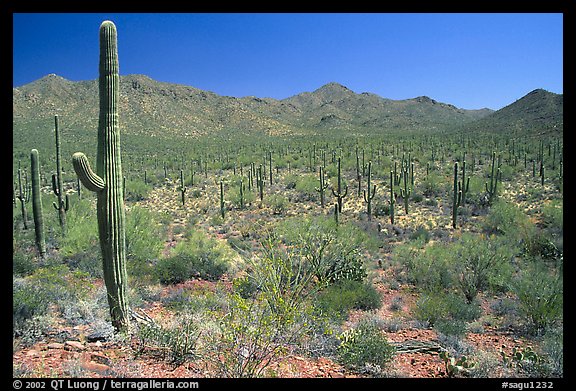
[13,13,563,110]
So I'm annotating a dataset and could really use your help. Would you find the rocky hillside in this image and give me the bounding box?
[13,74,494,140]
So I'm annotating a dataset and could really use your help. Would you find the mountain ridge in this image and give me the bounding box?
[13,74,562,140]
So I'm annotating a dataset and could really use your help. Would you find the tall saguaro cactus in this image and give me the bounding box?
[72,21,129,332]
[331,157,348,213]
[362,161,376,221]
[52,115,69,233]
[31,149,46,257]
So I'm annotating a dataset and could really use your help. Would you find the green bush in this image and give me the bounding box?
[316,279,381,320]
[413,290,481,332]
[275,216,370,285]
[336,319,395,372]
[136,315,199,365]
[126,206,166,277]
[124,178,152,202]
[512,263,563,334]
[156,229,233,284]
[13,249,37,276]
[266,194,289,215]
[482,199,531,240]
[420,173,443,197]
[294,173,320,201]
[394,240,454,291]
[413,291,451,327]
[13,279,50,329]
[58,198,99,270]
[451,233,515,303]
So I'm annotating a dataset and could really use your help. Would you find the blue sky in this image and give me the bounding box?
[13,13,563,110]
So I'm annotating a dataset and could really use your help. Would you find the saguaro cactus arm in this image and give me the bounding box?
[72,152,105,192]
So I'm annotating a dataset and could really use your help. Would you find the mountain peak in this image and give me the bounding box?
[314,82,352,94]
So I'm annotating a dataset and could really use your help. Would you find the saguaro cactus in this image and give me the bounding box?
[331,157,348,213]
[389,170,395,225]
[452,162,461,229]
[72,21,129,332]
[31,149,46,257]
[52,115,69,233]
[179,169,187,206]
[362,161,376,221]
[315,166,329,208]
[16,164,30,230]
[400,165,412,214]
[220,180,225,219]
[485,151,501,205]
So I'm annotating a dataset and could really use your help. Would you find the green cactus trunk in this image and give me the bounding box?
[389,170,395,225]
[52,115,69,233]
[16,166,29,230]
[331,157,348,213]
[220,180,225,219]
[315,166,329,208]
[30,149,46,257]
[179,169,187,206]
[72,21,129,332]
[362,161,376,221]
[452,162,461,229]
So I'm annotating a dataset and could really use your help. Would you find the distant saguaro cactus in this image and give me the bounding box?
[362,161,376,221]
[452,162,461,229]
[179,169,187,206]
[72,21,129,332]
[485,151,501,205]
[52,115,69,233]
[315,166,329,208]
[331,157,348,213]
[16,163,30,230]
[31,149,46,257]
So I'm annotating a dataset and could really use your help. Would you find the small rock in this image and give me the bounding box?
[81,360,111,374]
[65,341,85,351]
[47,342,65,350]
[90,352,111,366]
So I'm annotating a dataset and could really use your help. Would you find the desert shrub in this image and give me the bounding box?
[521,227,562,262]
[539,199,563,233]
[420,172,444,197]
[13,278,50,330]
[511,262,563,334]
[266,194,288,215]
[293,173,320,201]
[336,319,395,373]
[229,184,255,209]
[124,178,152,202]
[539,328,563,377]
[126,206,166,278]
[275,216,369,285]
[136,315,200,365]
[13,248,37,276]
[14,265,95,337]
[413,290,451,327]
[409,225,431,243]
[482,199,531,241]
[395,240,454,291]
[316,279,381,321]
[58,198,100,274]
[204,247,318,377]
[27,264,93,302]
[372,199,391,217]
[155,229,233,284]
[450,233,515,303]
[413,290,481,332]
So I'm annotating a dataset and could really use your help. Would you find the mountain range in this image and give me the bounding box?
[13,74,563,140]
